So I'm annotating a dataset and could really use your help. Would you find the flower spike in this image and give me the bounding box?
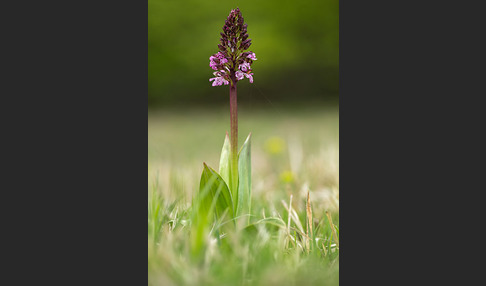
[208,8,257,86]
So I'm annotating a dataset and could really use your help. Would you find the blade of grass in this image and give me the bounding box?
[326,211,339,248]
[306,191,313,252]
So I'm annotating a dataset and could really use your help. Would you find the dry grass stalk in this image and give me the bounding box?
[326,211,339,248]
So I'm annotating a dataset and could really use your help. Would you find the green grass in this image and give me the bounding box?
[148,104,339,286]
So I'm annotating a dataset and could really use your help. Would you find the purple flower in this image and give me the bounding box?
[209,59,218,71]
[235,70,245,81]
[210,76,230,86]
[239,62,251,72]
[209,52,228,70]
[247,52,257,61]
[236,63,254,83]
[209,8,257,86]
[209,70,230,86]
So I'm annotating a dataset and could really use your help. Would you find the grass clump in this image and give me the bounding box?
[148,106,339,286]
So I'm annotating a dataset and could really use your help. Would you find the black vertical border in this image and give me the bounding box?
[2,0,150,283]
[340,1,485,285]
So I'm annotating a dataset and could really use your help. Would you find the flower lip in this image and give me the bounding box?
[245,73,253,83]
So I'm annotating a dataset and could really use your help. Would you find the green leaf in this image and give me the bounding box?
[199,163,234,221]
[190,169,216,259]
[191,163,234,259]
[237,133,251,224]
[218,132,232,195]
[219,132,239,212]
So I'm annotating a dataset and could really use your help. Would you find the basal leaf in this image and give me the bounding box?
[190,170,217,259]
[192,163,235,258]
[237,133,251,224]
[218,132,232,194]
[199,163,234,221]
[219,132,239,212]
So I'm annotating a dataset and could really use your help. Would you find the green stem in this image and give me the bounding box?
[229,80,238,207]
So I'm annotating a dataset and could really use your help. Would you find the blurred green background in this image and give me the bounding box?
[148,0,339,107]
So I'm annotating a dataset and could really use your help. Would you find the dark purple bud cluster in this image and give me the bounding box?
[209,8,257,87]
[221,8,251,52]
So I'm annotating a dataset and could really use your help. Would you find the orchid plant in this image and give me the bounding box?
[192,8,256,254]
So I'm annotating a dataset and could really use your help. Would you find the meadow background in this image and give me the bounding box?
[148,0,339,285]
